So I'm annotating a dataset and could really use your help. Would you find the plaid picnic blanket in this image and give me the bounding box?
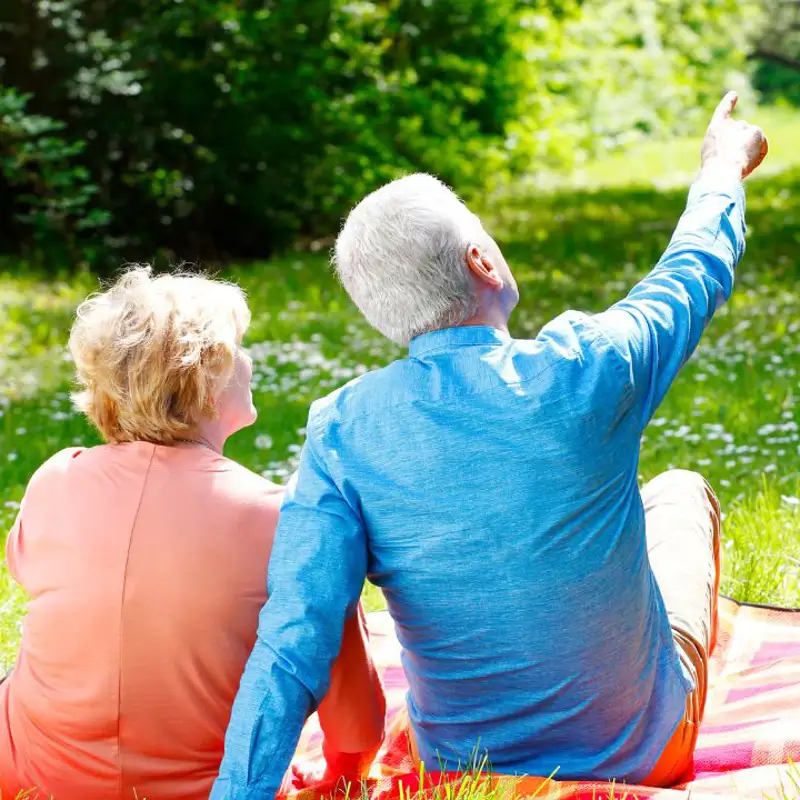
[288,597,800,800]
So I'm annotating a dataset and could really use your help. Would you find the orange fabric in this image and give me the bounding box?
[320,604,387,756]
[643,545,721,787]
[0,443,384,800]
[643,687,699,787]
[642,471,723,787]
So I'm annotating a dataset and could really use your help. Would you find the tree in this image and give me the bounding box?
[751,0,800,71]
[749,0,800,104]
[0,0,770,268]
[505,0,759,170]
[1,0,528,266]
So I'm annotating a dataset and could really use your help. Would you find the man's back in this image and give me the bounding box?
[213,164,750,799]
[313,320,688,778]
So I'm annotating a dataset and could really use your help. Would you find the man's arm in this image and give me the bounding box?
[593,91,767,429]
[594,174,745,428]
[211,431,369,799]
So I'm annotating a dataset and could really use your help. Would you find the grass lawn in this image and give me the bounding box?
[2,108,800,671]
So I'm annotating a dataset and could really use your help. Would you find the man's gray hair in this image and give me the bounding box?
[333,173,485,345]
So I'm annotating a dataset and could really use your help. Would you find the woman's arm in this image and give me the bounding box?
[5,515,22,585]
[317,602,386,780]
[212,435,370,800]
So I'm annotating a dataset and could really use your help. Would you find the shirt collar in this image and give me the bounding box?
[408,325,511,358]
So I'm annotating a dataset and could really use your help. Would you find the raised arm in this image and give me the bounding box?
[211,429,371,800]
[594,91,767,429]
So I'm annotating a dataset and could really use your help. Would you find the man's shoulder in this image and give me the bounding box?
[513,312,628,403]
[306,358,411,434]
[522,310,611,359]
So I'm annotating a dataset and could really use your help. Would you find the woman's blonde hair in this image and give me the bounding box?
[69,265,251,444]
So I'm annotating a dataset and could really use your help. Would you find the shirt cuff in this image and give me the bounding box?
[689,168,745,205]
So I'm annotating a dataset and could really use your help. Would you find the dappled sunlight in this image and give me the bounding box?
[722,480,800,606]
[0,273,95,402]
[1,135,799,645]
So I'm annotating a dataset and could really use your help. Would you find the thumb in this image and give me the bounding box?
[711,91,738,124]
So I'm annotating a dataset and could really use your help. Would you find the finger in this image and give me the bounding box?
[753,132,769,171]
[744,123,766,144]
[743,130,769,178]
[712,90,738,124]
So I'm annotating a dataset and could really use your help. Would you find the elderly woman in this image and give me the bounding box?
[0,267,385,800]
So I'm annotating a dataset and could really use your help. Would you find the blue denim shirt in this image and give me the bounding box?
[211,176,746,798]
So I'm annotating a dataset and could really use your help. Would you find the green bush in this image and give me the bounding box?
[504,0,760,172]
[0,87,110,265]
[0,0,763,268]
[1,0,527,266]
[750,0,800,106]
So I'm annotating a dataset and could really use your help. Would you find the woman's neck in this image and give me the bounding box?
[181,424,225,455]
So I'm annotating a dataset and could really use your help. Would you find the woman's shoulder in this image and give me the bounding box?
[206,458,285,539]
[27,444,152,497]
[215,455,285,506]
[27,447,86,488]
[29,443,155,479]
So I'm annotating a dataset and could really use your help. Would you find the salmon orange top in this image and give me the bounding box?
[0,442,384,800]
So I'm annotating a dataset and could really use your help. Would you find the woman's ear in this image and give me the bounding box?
[465,245,504,290]
[203,380,219,417]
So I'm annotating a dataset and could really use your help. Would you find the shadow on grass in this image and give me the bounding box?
[490,168,800,334]
[0,167,799,605]
[2,167,800,493]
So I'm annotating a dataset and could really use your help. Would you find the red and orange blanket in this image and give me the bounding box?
[289,599,800,800]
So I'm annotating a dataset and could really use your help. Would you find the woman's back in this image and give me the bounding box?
[0,442,282,800]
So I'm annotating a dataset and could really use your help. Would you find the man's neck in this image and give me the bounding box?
[456,311,510,335]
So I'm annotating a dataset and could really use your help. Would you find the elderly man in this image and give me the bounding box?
[212,93,767,799]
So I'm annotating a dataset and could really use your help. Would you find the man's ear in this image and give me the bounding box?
[465,245,504,290]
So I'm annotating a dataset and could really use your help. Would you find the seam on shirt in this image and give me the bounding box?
[114,444,157,797]
[308,344,582,439]
[309,312,608,435]
[315,351,611,505]
[583,315,636,407]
